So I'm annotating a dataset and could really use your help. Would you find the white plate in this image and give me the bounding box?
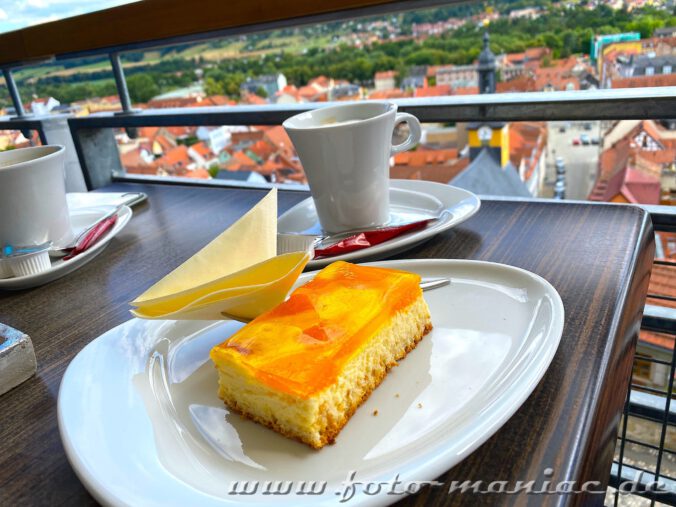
[58,259,564,507]
[0,205,132,290]
[278,180,480,268]
[67,191,147,209]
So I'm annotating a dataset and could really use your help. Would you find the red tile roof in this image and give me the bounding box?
[190,141,213,159]
[590,160,661,204]
[201,95,236,106]
[154,134,174,152]
[393,148,459,166]
[368,88,411,99]
[646,263,676,310]
[414,84,451,97]
[374,70,397,80]
[138,126,160,140]
[657,232,676,261]
[276,85,301,101]
[612,74,676,89]
[297,85,328,102]
[155,145,191,169]
[259,157,284,175]
[533,64,579,91]
[509,122,547,179]
[640,330,675,350]
[623,167,661,204]
[147,96,202,108]
[184,168,210,179]
[640,149,676,165]
[241,92,267,105]
[308,75,330,88]
[496,75,537,93]
[248,139,275,160]
[453,86,479,95]
[124,164,157,176]
[164,126,196,138]
[264,125,294,153]
[525,47,550,60]
[120,148,149,170]
[505,52,526,65]
[644,122,668,148]
[390,154,468,183]
[231,151,256,167]
[589,139,632,201]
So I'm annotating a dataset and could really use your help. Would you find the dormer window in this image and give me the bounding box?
[664,65,672,74]
[646,67,655,76]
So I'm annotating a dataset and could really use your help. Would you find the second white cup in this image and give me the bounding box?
[0,145,74,251]
[283,102,421,233]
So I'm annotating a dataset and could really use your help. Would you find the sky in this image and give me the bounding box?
[0,0,139,34]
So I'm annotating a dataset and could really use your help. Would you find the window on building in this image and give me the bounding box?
[664,65,672,74]
[633,356,653,383]
[645,66,655,76]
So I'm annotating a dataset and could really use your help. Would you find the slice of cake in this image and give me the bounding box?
[210,261,432,449]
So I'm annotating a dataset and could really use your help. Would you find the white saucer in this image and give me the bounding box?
[278,180,480,268]
[58,259,563,507]
[0,205,132,290]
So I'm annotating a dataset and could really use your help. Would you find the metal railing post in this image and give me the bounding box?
[2,67,35,142]
[109,52,135,114]
[109,52,138,141]
[2,68,26,118]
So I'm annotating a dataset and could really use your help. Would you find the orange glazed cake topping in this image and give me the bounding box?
[210,260,432,448]
[212,261,421,397]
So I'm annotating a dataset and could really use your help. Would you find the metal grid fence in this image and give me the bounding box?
[609,264,676,505]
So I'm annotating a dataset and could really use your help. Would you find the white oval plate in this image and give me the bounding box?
[278,180,480,269]
[0,205,132,290]
[58,259,563,507]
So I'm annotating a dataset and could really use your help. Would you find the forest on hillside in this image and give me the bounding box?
[1,3,674,107]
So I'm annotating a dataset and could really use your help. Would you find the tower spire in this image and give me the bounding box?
[478,30,496,94]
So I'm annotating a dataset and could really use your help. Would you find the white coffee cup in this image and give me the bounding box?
[0,145,74,250]
[283,102,421,233]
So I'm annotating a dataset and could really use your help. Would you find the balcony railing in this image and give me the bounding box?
[2,87,673,190]
[0,0,675,504]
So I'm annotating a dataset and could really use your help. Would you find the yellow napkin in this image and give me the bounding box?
[130,189,310,321]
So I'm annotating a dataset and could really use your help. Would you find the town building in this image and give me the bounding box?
[436,65,477,89]
[374,70,397,91]
[619,54,676,77]
[590,120,676,205]
[240,73,287,98]
[655,26,676,39]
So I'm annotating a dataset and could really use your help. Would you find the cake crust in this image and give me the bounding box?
[220,320,432,449]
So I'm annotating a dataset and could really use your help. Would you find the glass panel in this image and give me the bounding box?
[0,129,41,149]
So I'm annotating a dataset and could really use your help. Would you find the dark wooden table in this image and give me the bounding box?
[0,182,654,506]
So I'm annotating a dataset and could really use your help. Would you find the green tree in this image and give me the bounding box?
[126,74,160,103]
[204,76,224,96]
[208,164,220,178]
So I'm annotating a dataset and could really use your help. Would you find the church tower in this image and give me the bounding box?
[478,31,496,94]
[468,30,510,166]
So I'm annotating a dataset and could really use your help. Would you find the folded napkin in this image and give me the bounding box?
[130,189,310,321]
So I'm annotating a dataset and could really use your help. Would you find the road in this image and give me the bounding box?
[544,121,602,200]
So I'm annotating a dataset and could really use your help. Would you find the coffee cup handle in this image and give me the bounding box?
[390,113,422,154]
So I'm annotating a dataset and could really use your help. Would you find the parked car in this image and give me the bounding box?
[583,123,593,131]
[591,137,600,145]
[580,134,591,145]
[559,125,567,133]
[572,138,581,146]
